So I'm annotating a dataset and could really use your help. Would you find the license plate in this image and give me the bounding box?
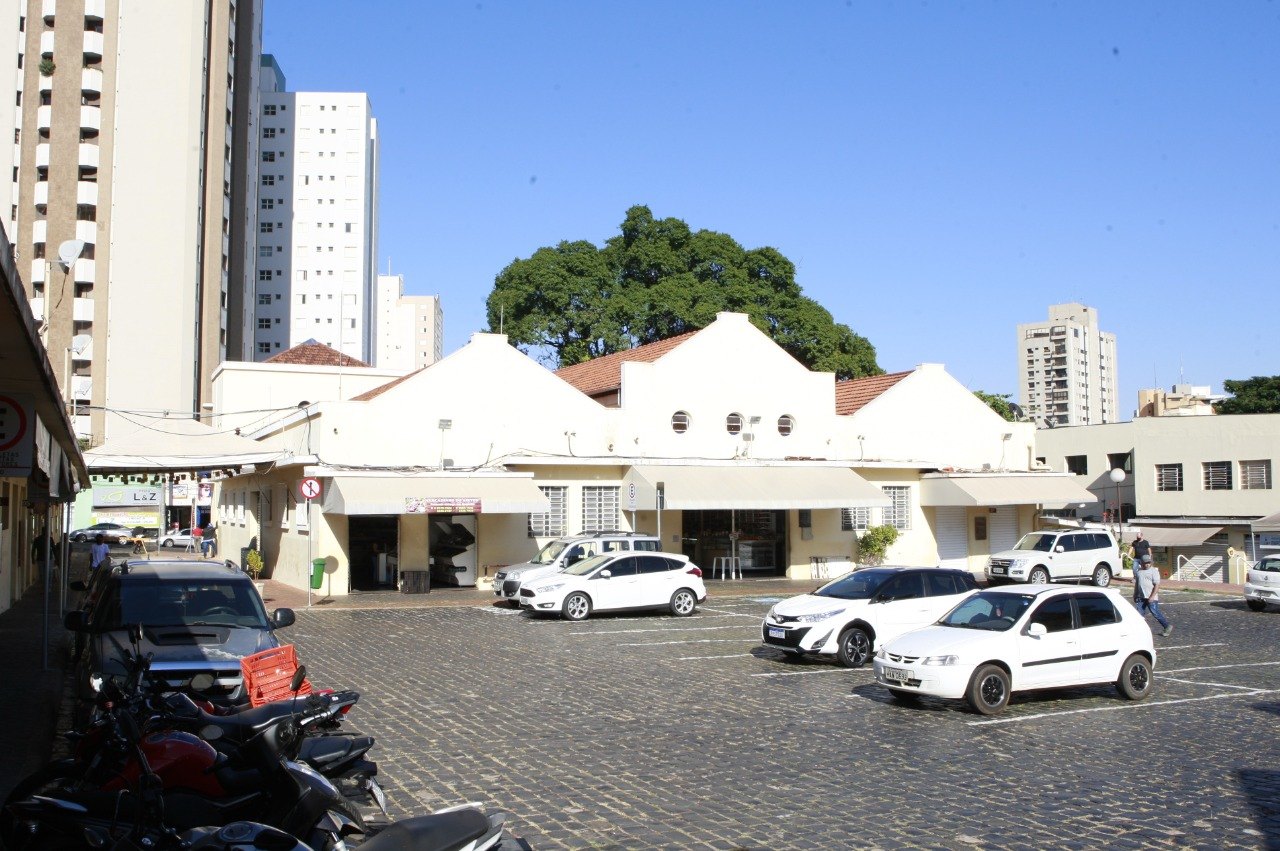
[768,627,786,639]
[990,566,1006,575]
[882,666,910,683]
[367,777,388,816]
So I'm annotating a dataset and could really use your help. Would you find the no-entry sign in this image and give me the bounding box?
[299,477,322,500]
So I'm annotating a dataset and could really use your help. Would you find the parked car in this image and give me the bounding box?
[494,532,662,606]
[872,585,1155,715]
[986,529,1122,587]
[1244,554,1280,611]
[65,560,295,721]
[519,550,706,621]
[762,567,980,667]
[159,527,199,548]
[69,522,132,545]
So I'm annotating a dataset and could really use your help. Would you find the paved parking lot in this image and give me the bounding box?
[289,589,1280,849]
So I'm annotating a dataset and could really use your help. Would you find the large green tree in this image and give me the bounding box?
[974,390,1016,421]
[486,206,881,379]
[1214,376,1280,414]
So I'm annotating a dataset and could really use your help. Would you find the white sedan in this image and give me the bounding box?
[160,528,199,549]
[519,551,707,621]
[1244,554,1280,611]
[872,585,1156,715]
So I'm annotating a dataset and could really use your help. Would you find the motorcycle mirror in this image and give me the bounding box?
[199,724,223,742]
[189,673,215,693]
[290,665,307,693]
[129,623,142,645]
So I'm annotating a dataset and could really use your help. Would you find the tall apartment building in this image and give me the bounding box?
[374,273,442,371]
[1017,303,1118,427]
[1,0,263,443]
[253,56,379,364]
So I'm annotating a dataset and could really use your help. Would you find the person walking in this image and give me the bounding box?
[1134,555,1172,637]
[89,533,111,572]
[1129,531,1152,604]
[188,523,202,554]
[201,523,217,558]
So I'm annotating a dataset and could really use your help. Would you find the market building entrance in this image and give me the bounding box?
[681,509,787,576]
[349,515,398,590]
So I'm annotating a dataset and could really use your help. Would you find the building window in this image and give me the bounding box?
[1203,461,1232,491]
[258,245,272,258]
[257,342,270,354]
[777,414,795,436]
[1155,463,1183,492]
[263,104,276,115]
[1241,460,1272,491]
[1065,455,1088,475]
[1106,452,1133,474]
[581,486,619,533]
[262,127,275,139]
[260,198,274,210]
[261,174,275,186]
[882,486,911,530]
[670,411,691,434]
[257,318,270,329]
[259,221,274,233]
[257,294,271,305]
[528,486,567,537]
[257,270,273,281]
[725,413,743,435]
[262,151,275,162]
[841,507,871,532]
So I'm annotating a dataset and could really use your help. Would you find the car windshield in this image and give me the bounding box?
[1013,533,1056,552]
[939,591,1036,631]
[562,553,613,577]
[532,540,569,564]
[93,579,270,630]
[1256,558,1280,574]
[812,569,894,600]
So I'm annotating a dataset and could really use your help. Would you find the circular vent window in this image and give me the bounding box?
[777,414,795,436]
[671,411,691,434]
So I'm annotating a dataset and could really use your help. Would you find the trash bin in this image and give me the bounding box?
[310,558,326,590]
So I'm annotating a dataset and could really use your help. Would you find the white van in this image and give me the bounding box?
[986,529,1123,587]
[493,533,662,606]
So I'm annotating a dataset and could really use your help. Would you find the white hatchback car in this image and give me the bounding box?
[1244,554,1280,611]
[762,567,980,667]
[519,551,707,621]
[873,585,1155,715]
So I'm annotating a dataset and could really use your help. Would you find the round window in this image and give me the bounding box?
[725,413,743,435]
[777,414,795,436]
[671,411,691,434]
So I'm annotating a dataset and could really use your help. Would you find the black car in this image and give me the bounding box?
[65,560,295,724]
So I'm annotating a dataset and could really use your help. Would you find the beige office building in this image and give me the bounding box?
[1017,303,1119,427]
[374,273,442,371]
[1,0,262,444]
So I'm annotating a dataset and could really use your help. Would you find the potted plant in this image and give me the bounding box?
[856,524,899,567]
[245,549,265,594]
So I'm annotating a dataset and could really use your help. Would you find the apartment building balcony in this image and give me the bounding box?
[83,0,104,20]
[80,105,101,136]
[40,31,55,57]
[42,0,56,23]
[73,297,94,323]
[29,297,44,321]
[32,219,47,245]
[36,143,50,169]
[71,376,92,401]
[79,143,99,173]
[39,73,53,94]
[71,335,93,362]
[77,180,98,207]
[82,67,103,99]
[30,261,45,286]
[73,258,95,285]
[34,182,49,211]
[83,31,103,61]
[75,219,96,245]
[37,105,52,134]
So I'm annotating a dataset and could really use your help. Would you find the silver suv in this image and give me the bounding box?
[986,529,1122,587]
[493,532,662,606]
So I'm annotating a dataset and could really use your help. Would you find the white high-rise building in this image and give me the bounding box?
[375,273,443,371]
[254,57,379,364]
[1017,303,1118,427]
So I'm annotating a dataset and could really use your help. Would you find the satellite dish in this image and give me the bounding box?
[57,239,86,270]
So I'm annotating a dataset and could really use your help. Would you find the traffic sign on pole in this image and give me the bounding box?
[299,477,322,500]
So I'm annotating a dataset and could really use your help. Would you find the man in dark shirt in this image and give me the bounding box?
[1130,532,1152,603]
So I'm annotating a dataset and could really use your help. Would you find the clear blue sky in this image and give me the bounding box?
[265,1,1279,419]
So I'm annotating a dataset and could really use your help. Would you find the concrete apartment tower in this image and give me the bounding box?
[1,0,263,444]
[253,56,379,364]
[1017,303,1119,427]
[374,272,443,371]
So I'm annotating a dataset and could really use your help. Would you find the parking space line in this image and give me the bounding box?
[568,625,757,635]
[752,668,851,678]
[1157,643,1227,651]
[966,688,1280,726]
[676,653,755,661]
[1159,676,1258,691]
[619,638,752,646]
[1160,661,1280,674]
[697,607,765,620]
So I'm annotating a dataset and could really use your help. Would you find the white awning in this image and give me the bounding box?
[85,416,285,474]
[920,474,1097,508]
[624,465,888,511]
[322,475,550,516]
[1252,511,1280,533]
[1139,526,1223,547]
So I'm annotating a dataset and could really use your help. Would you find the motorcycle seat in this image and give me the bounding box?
[299,734,374,768]
[359,809,489,851]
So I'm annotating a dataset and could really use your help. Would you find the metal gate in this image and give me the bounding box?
[935,507,969,569]
[989,507,1018,552]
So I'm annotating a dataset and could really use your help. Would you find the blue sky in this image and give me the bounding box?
[264,1,1279,418]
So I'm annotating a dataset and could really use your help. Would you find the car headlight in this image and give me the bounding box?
[921,655,959,666]
[1010,558,1027,568]
[875,647,887,660]
[797,609,842,624]
[535,582,566,594]
[767,605,777,619]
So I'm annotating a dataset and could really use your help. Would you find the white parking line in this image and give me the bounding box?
[697,607,765,620]
[619,638,752,647]
[1160,676,1258,691]
[967,688,1280,726]
[569,625,757,636]
[676,653,755,661]
[752,668,852,678]
[1157,643,1227,651]
[1160,661,1280,674]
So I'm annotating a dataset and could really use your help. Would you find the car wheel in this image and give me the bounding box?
[669,588,697,617]
[72,533,86,543]
[1092,564,1112,587]
[116,536,129,546]
[966,664,1011,715]
[836,626,872,668]
[1247,599,1268,612]
[562,592,591,621]
[1028,567,1050,585]
[1115,653,1153,701]
[161,540,174,549]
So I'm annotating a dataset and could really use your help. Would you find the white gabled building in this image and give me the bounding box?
[212,312,1094,595]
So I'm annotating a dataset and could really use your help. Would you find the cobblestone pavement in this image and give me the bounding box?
[285,589,1279,850]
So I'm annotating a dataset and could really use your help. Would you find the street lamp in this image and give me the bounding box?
[1108,468,1126,537]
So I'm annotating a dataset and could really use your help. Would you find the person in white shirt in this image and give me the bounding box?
[89,534,111,572]
[1134,554,1172,637]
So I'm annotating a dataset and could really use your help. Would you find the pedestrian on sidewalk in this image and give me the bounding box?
[189,523,202,554]
[1134,554,1172,637]
[201,523,217,557]
[1129,531,1151,603]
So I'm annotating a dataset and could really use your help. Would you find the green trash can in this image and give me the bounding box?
[310,558,326,590]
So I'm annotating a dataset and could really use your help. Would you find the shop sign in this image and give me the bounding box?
[0,393,34,478]
[95,510,160,527]
[405,497,482,515]
[1259,534,1280,549]
[94,486,161,507]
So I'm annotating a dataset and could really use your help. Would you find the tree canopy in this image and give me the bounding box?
[1214,376,1280,414]
[486,205,882,379]
[973,390,1016,421]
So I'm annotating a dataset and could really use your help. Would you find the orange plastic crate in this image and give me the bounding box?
[241,644,312,707]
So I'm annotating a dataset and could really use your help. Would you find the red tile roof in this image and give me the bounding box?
[555,331,699,399]
[264,340,369,368]
[834,370,913,415]
[350,368,424,401]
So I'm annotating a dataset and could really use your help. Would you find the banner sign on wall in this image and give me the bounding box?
[405,497,482,514]
[93,486,161,508]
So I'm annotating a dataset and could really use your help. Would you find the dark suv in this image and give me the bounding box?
[66,560,295,720]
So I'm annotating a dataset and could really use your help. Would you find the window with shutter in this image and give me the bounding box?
[528,486,567,537]
[582,486,619,533]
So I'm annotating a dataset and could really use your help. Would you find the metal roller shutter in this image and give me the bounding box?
[989,508,1018,552]
[936,507,969,569]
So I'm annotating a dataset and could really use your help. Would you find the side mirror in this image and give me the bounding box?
[272,608,295,629]
[64,610,89,632]
[1054,545,1065,553]
[599,569,612,579]
[1028,622,1047,638]
[69,581,86,593]
[290,665,307,693]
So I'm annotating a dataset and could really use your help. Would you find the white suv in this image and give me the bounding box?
[519,551,707,621]
[986,529,1122,588]
[493,533,661,606]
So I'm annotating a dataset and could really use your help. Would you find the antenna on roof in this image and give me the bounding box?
[499,304,504,335]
